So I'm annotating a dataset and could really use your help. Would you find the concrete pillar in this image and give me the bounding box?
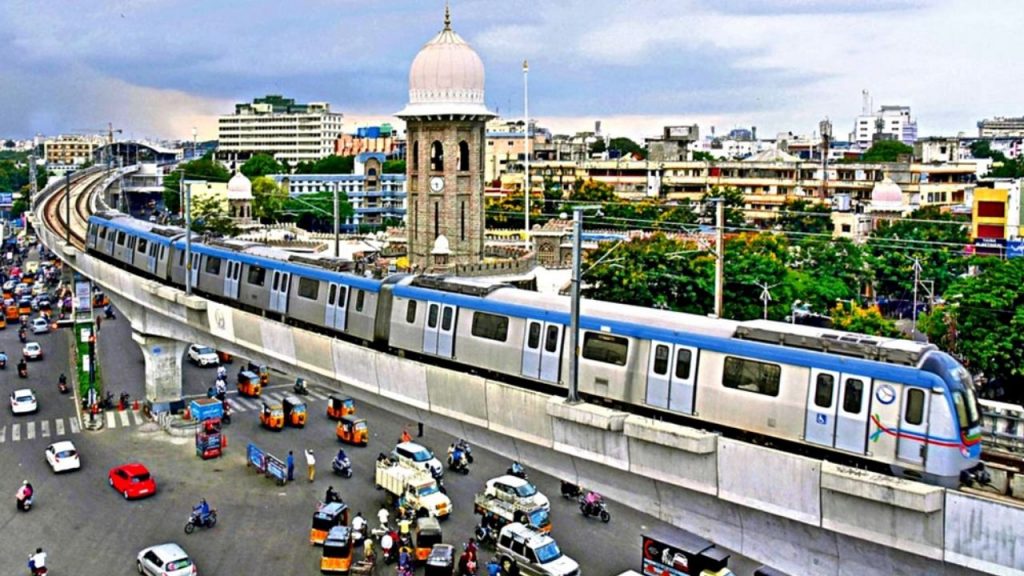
[132,331,187,402]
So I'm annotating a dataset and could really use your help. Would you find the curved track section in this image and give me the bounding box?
[39,169,108,249]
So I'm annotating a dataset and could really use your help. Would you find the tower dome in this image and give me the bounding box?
[227,171,253,199]
[869,177,904,212]
[397,5,493,118]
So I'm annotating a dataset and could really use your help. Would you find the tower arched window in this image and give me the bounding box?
[431,141,444,172]
[412,141,419,171]
[458,141,470,171]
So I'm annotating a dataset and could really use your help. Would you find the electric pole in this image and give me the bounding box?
[714,197,725,318]
[523,59,531,246]
[567,207,583,404]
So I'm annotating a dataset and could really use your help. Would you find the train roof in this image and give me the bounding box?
[736,320,937,367]
[90,213,189,243]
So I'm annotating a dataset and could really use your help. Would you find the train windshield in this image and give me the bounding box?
[951,366,981,429]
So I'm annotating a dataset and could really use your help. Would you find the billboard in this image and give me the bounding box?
[1008,240,1024,259]
[664,125,699,142]
[75,280,92,312]
[0,192,13,208]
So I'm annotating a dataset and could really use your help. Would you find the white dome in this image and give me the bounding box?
[397,6,493,118]
[431,234,451,255]
[869,177,904,211]
[227,171,253,200]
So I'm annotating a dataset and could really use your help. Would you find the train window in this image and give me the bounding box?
[406,301,417,324]
[842,379,864,413]
[427,304,439,329]
[98,228,107,239]
[544,325,560,353]
[441,306,454,331]
[814,373,835,408]
[653,345,669,375]
[328,284,337,305]
[297,277,319,300]
[471,312,509,342]
[355,290,365,312]
[952,392,969,428]
[582,332,628,366]
[247,266,265,286]
[178,251,185,266]
[722,357,781,397]
[116,231,126,245]
[137,238,147,253]
[675,349,692,380]
[205,257,221,275]
[527,322,541,349]
[905,388,925,425]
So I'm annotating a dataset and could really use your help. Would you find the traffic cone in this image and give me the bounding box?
[133,399,139,411]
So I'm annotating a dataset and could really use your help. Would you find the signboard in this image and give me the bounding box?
[665,125,699,141]
[1008,240,1024,259]
[0,193,13,208]
[75,281,92,312]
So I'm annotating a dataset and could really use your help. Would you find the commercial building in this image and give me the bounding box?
[335,125,402,157]
[484,119,550,183]
[273,153,407,233]
[852,105,917,148]
[217,94,344,166]
[43,135,103,165]
[971,178,1022,242]
[978,116,1024,139]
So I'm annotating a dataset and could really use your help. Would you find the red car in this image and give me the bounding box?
[108,463,157,500]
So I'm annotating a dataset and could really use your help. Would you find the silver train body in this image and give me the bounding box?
[87,211,985,487]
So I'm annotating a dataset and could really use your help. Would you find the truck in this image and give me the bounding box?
[375,458,451,519]
[641,531,734,576]
[474,475,552,533]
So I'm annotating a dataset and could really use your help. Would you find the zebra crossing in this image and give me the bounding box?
[0,415,83,444]
[220,387,331,412]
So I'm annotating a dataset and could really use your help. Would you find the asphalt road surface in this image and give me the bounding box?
[0,301,761,575]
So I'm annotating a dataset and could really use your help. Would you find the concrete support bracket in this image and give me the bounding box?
[545,398,628,431]
[821,462,943,512]
[131,331,187,403]
[624,415,717,454]
[547,398,630,470]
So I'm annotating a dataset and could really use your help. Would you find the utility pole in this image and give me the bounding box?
[64,173,71,245]
[714,197,725,318]
[755,281,779,320]
[819,118,832,199]
[185,181,193,296]
[523,59,531,245]
[28,155,37,213]
[333,184,340,258]
[911,257,922,337]
[567,206,583,404]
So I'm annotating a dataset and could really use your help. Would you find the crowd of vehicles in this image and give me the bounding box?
[86,209,986,487]
[374,457,452,520]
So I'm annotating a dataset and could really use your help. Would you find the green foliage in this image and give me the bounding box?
[281,190,355,230]
[866,206,969,298]
[190,194,238,237]
[701,186,745,228]
[589,139,606,155]
[251,176,289,222]
[789,237,869,313]
[776,199,832,235]
[831,302,901,337]
[608,137,647,160]
[240,154,284,178]
[294,155,354,175]
[163,156,230,214]
[382,159,406,174]
[569,179,616,203]
[722,233,797,321]
[860,140,913,162]
[485,190,542,230]
[691,151,715,162]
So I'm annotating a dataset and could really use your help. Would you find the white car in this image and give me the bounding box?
[10,389,38,415]
[23,342,43,360]
[45,440,81,473]
[137,543,197,576]
[30,317,50,334]
[187,345,219,367]
[486,475,551,509]
[392,441,444,478]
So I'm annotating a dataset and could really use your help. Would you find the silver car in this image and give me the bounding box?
[136,543,197,575]
[496,523,580,576]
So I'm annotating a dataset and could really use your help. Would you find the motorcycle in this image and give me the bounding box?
[184,508,218,534]
[507,462,528,480]
[0,355,7,369]
[560,480,583,499]
[293,378,309,395]
[118,392,130,411]
[99,391,114,410]
[447,450,470,475]
[332,454,353,478]
[58,380,68,394]
[221,402,232,425]
[454,438,474,463]
[18,329,27,343]
[578,493,611,523]
[18,362,28,378]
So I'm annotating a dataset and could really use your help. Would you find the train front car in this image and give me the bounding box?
[919,350,985,486]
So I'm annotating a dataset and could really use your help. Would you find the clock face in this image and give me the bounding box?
[430,177,445,193]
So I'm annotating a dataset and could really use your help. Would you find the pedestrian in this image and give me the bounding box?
[378,506,390,529]
[95,315,101,331]
[363,537,375,564]
[305,448,316,482]
[400,427,412,443]
[417,421,424,437]
[287,450,295,482]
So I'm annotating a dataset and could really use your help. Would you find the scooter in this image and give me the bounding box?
[16,494,32,512]
[578,493,611,523]
[0,355,7,369]
[332,454,353,478]
[184,508,217,534]
[454,438,474,463]
[18,329,27,343]
[447,451,470,475]
[18,362,28,378]
[293,378,310,396]
[27,554,47,575]
[58,379,68,394]
[507,462,528,480]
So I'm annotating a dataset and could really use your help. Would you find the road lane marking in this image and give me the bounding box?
[308,390,328,400]
[106,411,116,429]
[12,424,20,442]
[26,421,35,440]
[55,419,65,436]
[0,426,6,443]
[69,418,80,434]
[41,420,50,438]
[118,409,130,428]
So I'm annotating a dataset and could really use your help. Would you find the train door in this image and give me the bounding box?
[223,260,241,300]
[804,369,841,447]
[104,229,114,254]
[645,342,698,414]
[422,302,440,355]
[436,304,456,358]
[189,253,200,288]
[539,323,563,383]
[324,282,348,332]
[834,374,871,454]
[145,243,158,274]
[270,270,291,314]
[897,386,929,464]
[521,321,542,379]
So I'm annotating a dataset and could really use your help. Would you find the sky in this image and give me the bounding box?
[2,0,1022,143]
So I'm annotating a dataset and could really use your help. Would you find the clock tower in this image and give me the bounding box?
[397,5,495,272]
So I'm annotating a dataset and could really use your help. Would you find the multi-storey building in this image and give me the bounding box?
[43,135,102,165]
[217,94,344,166]
[977,117,1024,139]
[335,125,402,157]
[272,154,407,233]
[972,178,1022,243]
[484,119,550,184]
[851,105,917,148]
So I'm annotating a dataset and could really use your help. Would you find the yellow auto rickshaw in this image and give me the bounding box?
[259,401,284,431]
[414,516,443,564]
[17,297,32,316]
[326,395,355,420]
[238,370,262,397]
[321,525,353,574]
[336,415,369,446]
[310,501,349,545]
[247,361,270,386]
[0,310,6,329]
[5,300,18,321]
[282,395,307,428]
[92,291,109,308]
[21,272,34,286]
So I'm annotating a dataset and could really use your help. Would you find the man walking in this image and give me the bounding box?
[306,448,316,482]
[287,450,295,482]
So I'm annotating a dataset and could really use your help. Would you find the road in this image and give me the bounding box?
[0,299,761,575]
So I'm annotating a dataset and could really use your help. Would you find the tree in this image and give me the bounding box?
[790,237,868,313]
[382,159,406,174]
[251,176,289,222]
[3,140,14,148]
[692,151,715,162]
[608,137,646,160]
[569,179,616,203]
[163,155,230,215]
[830,302,901,337]
[723,233,798,321]
[700,186,745,228]
[281,190,354,231]
[589,139,606,156]
[240,154,284,178]
[861,140,913,163]
[776,199,832,235]
[294,155,354,175]
[866,206,969,299]
[190,194,237,237]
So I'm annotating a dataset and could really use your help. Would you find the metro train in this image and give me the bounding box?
[86,211,986,487]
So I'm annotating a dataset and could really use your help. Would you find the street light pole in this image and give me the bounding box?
[714,197,725,318]
[333,184,340,258]
[523,59,531,245]
[185,181,193,296]
[567,206,583,404]
[65,173,71,245]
